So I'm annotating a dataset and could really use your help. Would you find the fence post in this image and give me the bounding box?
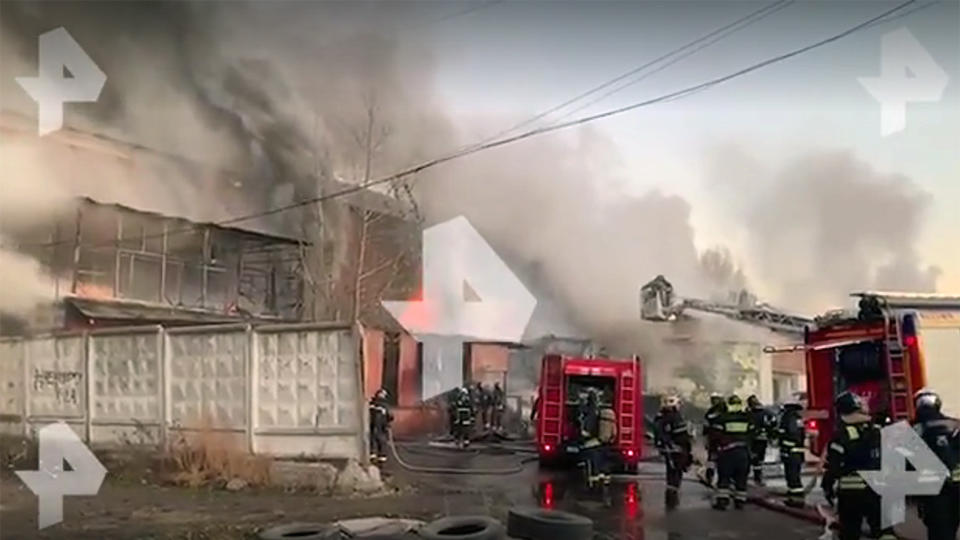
[84,331,93,443]
[21,338,30,439]
[354,323,368,463]
[162,328,172,447]
[157,327,167,448]
[247,325,256,455]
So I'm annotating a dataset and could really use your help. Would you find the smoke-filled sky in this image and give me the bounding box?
[0,0,957,328]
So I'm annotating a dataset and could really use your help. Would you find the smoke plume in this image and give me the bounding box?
[705,146,939,313]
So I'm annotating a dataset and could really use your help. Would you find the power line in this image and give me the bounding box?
[15,0,919,251]
[472,0,794,147]
[552,0,796,122]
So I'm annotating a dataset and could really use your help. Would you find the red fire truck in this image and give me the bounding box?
[534,354,644,472]
[795,292,960,455]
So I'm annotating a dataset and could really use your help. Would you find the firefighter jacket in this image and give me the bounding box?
[714,403,754,449]
[453,393,475,424]
[491,386,505,410]
[578,400,601,448]
[777,408,806,459]
[368,397,393,430]
[913,411,960,484]
[821,413,881,497]
[704,403,725,443]
[749,405,776,442]
[654,407,692,453]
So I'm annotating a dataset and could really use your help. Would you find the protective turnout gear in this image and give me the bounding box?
[912,391,960,540]
[452,386,475,448]
[747,395,774,486]
[821,406,895,540]
[777,402,807,507]
[712,395,754,510]
[368,389,393,464]
[472,383,491,429]
[835,391,865,417]
[577,391,611,486]
[704,393,726,486]
[915,388,943,414]
[655,399,692,509]
[490,382,506,432]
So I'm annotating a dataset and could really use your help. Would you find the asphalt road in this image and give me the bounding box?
[388,441,825,540]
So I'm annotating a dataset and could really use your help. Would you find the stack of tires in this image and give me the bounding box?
[257,507,593,540]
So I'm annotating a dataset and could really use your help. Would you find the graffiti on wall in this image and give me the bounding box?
[33,368,82,406]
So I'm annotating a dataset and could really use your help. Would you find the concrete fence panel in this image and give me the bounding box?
[0,339,26,435]
[88,327,163,445]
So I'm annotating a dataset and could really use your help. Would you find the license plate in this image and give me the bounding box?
[566,446,580,454]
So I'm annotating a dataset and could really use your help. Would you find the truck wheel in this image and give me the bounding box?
[506,507,593,540]
[258,523,340,540]
[419,516,505,540]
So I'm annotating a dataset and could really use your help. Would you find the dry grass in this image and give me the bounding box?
[163,419,271,489]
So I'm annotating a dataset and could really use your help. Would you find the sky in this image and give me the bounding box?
[419,0,960,295]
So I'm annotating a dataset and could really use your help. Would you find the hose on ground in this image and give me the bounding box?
[387,431,537,475]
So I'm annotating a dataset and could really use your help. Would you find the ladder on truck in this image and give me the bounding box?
[618,365,637,448]
[883,312,914,422]
[540,355,565,450]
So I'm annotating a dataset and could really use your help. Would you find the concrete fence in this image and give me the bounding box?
[0,322,367,461]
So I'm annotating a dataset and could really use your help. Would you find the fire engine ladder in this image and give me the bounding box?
[883,312,913,422]
[541,356,565,447]
[617,369,636,447]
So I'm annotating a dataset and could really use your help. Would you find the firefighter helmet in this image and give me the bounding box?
[375,388,388,399]
[710,393,724,407]
[781,398,803,411]
[914,388,942,412]
[747,394,761,408]
[835,391,864,415]
[662,395,680,409]
[727,395,742,407]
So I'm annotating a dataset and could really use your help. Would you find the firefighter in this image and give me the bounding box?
[777,399,807,508]
[655,394,692,508]
[473,382,491,430]
[712,394,753,510]
[747,394,773,486]
[821,391,896,540]
[368,388,393,464]
[452,386,475,448]
[577,388,611,486]
[704,392,726,486]
[490,382,506,432]
[912,388,960,540]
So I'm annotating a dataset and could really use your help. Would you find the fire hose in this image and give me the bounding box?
[387,431,538,475]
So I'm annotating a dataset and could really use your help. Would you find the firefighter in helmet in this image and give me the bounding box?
[577,388,612,486]
[491,382,506,432]
[912,388,960,540]
[821,391,896,540]
[747,394,774,486]
[712,394,753,510]
[452,386,475,448]
[368,388,393,464]
[703,392,726,486]
[654,394,692,508]
[777,399,807,507]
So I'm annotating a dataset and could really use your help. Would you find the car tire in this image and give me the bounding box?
[506,507,593,540]
[419,516,505,540]
[258,523,341,540]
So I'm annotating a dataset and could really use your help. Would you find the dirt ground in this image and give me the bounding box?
[0,470,502,539]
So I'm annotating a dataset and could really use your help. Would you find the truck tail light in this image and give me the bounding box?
[806,419,819,432]
[542,443,553,453]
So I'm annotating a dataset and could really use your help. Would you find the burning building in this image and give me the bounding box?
[1,196,307,334]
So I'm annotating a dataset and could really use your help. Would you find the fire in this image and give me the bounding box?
[74,282,115,300]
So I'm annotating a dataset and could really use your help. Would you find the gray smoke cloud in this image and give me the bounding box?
[704,145,939,313]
